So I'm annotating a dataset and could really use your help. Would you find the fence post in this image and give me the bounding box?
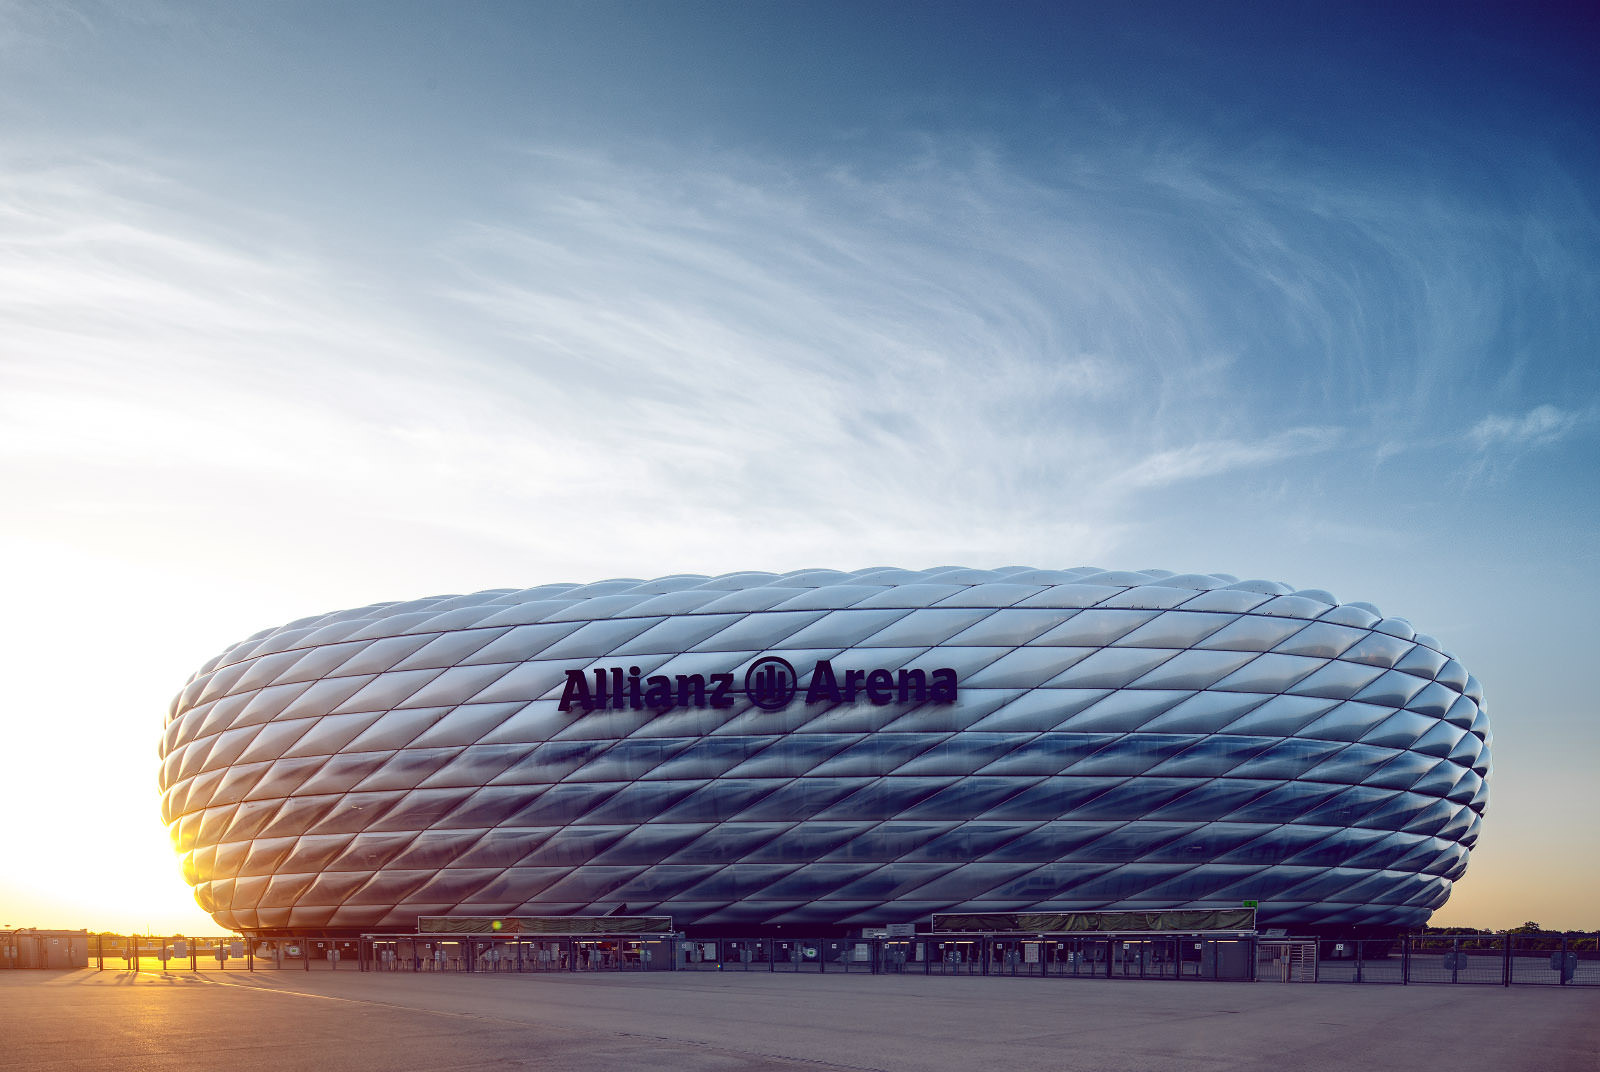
[1560,936,1569,986]
[1502,934,1510,987]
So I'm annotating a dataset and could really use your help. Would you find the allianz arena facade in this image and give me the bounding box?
[158,567,1491,937]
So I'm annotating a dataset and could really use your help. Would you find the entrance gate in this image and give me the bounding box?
[1258,939,1318,982]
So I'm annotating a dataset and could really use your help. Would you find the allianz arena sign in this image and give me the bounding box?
[158,566,1490,936]
[558,657,961,713]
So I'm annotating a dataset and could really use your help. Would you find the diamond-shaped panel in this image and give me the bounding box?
[159,567,1490,933]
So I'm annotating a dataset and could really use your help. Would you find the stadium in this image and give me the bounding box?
[158,567,1490,939]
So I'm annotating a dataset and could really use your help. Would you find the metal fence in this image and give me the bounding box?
[81,932,1254,980]
[580,934,1257,979]
[85,935,358,972]
[1313,934,1599,987]
[77,932,1598,986]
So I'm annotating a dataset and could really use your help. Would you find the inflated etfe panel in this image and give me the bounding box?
[159,567,1490,933]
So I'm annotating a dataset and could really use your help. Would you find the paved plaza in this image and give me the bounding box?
[2,968,1596,1072]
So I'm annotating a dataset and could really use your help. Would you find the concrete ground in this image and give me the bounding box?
[2,968,1596,1072]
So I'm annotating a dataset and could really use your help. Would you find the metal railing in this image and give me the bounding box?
[85,935,359,972]
[77,931,1598,986]
[1315,934,1598,987]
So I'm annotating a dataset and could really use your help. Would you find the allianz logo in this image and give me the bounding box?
[558,655,959,714]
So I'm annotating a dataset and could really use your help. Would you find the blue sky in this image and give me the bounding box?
[0,2,1595,931]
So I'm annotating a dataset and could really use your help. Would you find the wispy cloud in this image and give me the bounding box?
[434,144,1242,545]
[4,128,1597,585]
[0,145,1148,577]
[1115,427,1342,489]
[1469,404,1587,450]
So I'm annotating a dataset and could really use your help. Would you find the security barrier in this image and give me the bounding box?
[1311,934,1599,987]
[84,935,354,972]
[72,931,1597,985]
